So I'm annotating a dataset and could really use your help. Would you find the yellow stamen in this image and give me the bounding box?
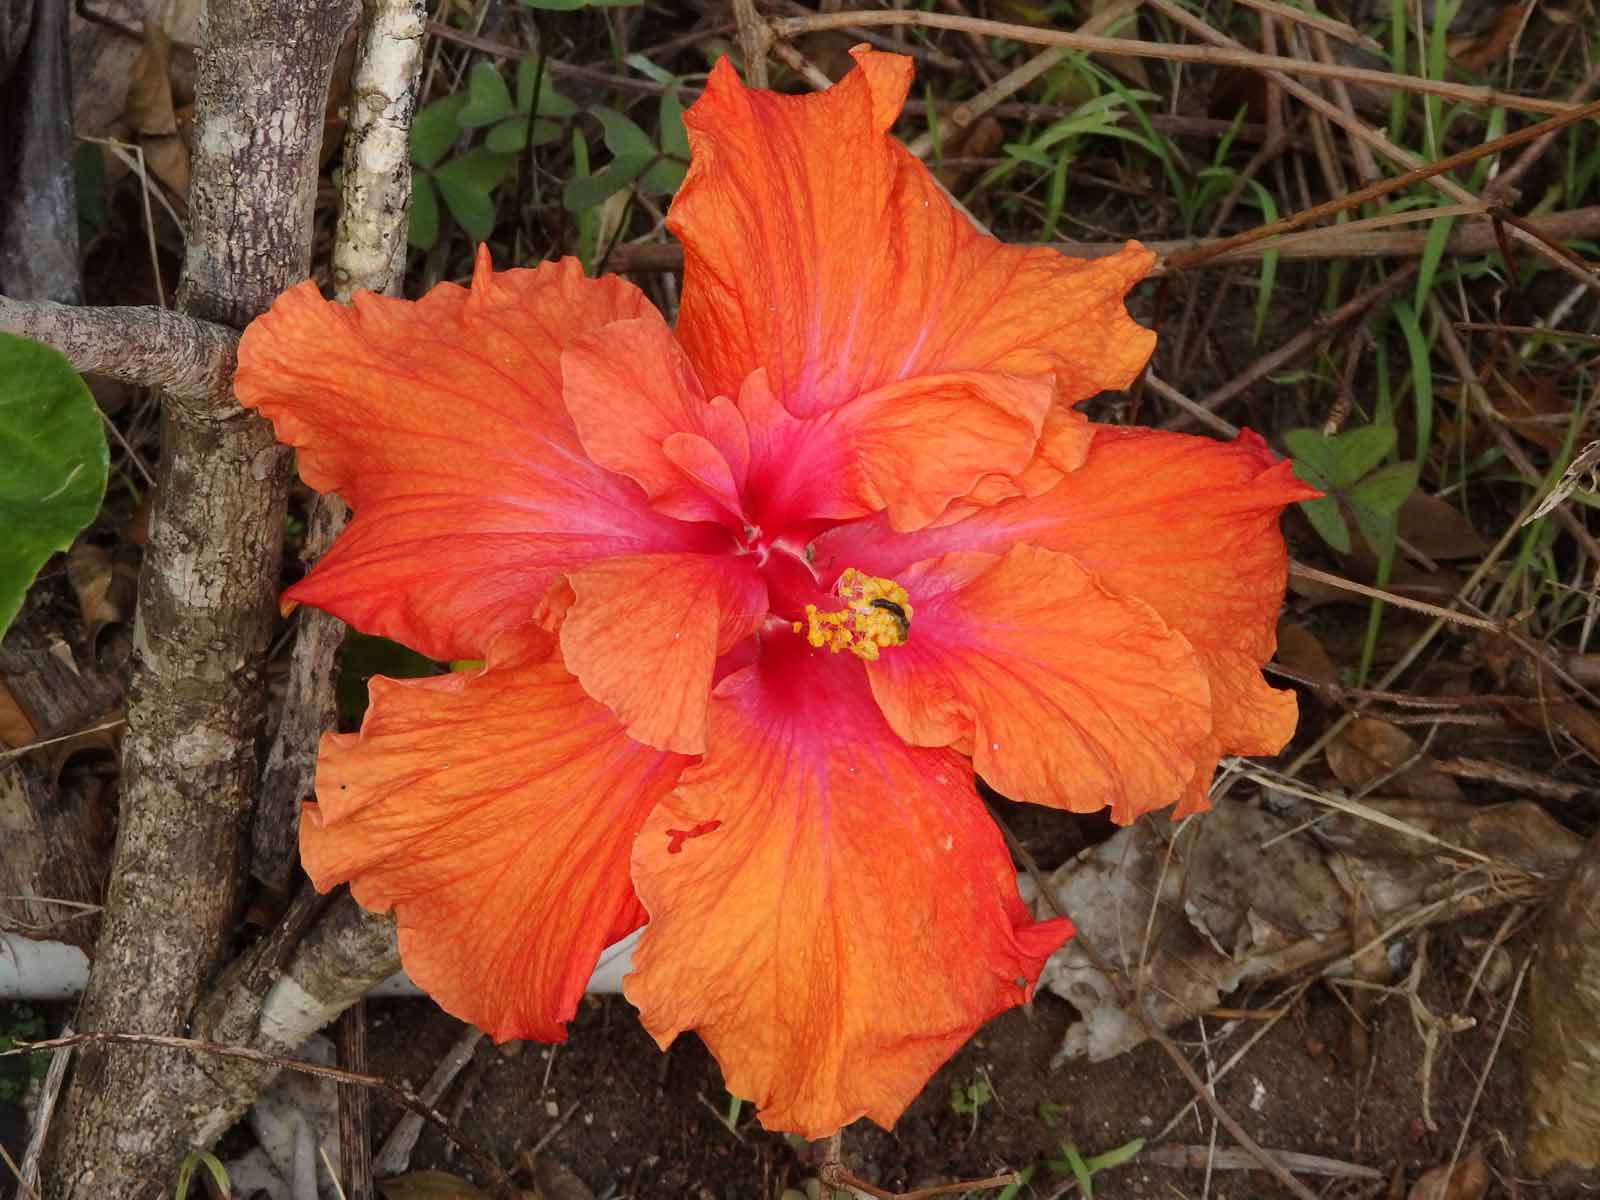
[790,567,914,661]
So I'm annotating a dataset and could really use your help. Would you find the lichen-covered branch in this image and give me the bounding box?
[0,296,239,405]
[40,1,355,1195]
[254,0,426,888]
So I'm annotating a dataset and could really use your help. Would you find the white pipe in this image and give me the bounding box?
[5,875,1034,1004]
[1,928,639,1003]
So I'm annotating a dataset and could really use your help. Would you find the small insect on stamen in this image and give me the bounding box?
[792,568,914,661]
[869,597,911,642]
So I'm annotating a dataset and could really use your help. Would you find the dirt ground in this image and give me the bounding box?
[359,902,1593,1199]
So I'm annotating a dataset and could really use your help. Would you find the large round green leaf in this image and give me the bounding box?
[0,333,108,636]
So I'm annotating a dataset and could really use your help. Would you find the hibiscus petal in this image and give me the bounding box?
[866,545,1213,824]
[303,624,689,1042]
[818,428,1317,799]
[235,249,710,661]
[562,313,751,526]
[625,641,1072,1138]
[559,553,769,754]
[671,48,1156,417]
[739,368,1056,533]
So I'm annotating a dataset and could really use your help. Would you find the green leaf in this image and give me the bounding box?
[590,105,656,159]
[434,149,513,242]
[624,51,679,87]
[458,62,515,128]
[562,154,649,211]
[485,116,562,155]
[658,88,689,160]
[0,334,108,637]
[408,174,440,250]
[515,61,576,116]
[1284,428,1337,488]
[1348,460,1419,517]
[411,93,468,168]
[1299,495,1353,554]
[1350,501,1399,560]
[1329,424,1398,488]
[640,154,686,194]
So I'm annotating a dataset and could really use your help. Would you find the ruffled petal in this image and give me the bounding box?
[302,624,689,1042]
[816,428,1315,795]
[558,553,768,754]
[739,368,1056,533]
[236,249,712,661]
[866,545,1213,824]
[562,313,751,526]
[625,640,1072,1138]
[670,48,1156,418]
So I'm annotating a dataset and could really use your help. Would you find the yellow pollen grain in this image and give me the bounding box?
[791,567,914,661]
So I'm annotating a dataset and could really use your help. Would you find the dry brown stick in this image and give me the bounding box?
[1288,561,1503,632]
[1165,97,1600,271]
[1432,311,1600,566]
[1142,0,1600,298]
[905,0,1143,160]
[0,296,237,402]
[1233,0,1382,51]
[1312,29,1380,183]
[603,206,1600,276]
[1162,262,1417,429]
[731,0,769,88]
[768,9,1577,114]
[4,1031,516,1196]
[1487,62,1600,204]
[338,1001,375,1200]
[995,823,1320,1200]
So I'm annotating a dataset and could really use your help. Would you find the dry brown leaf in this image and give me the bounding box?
[125,21,192,199]
[1408,1151,1489,1200]
[1505,697,1600,761]
[377,1171,492,1199]
[1276,618,1341,692]
[66,542,134,642]
[1449,4,1529,72]
[1398,493,1489,560]
[0,679,38,748]
[125,21,179,136]
[1327,717,1466,802]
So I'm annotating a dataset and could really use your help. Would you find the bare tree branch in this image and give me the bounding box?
[40,1,356,1194]
[0,295,238,405]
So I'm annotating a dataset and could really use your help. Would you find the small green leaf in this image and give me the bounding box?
[1284,427,1337,485]
[1348,460,1419,517]
[408,174,440,249]
[1329,424,1397,488]
[515,61,576,116]
[658,88,689,159]
[458,62,515,128]
[411,93,468,168]
[435,149,513,242]
[590,105,656,159]
[1299,495,1352,554]
[485,116,562,155]
[0,334,108,637]
[562,154,649,211]
[624,52,680,87]
[1350,501,1400,560]
[640,155,686,194]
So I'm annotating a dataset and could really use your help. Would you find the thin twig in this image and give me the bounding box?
[768,10,1579,114]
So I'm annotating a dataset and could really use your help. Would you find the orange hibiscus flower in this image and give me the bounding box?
[234,47,1315,1138]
